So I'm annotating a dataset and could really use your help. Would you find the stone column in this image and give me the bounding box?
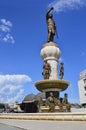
[41,41,61,79]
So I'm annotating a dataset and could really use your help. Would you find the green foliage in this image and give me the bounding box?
[0,103,5,109]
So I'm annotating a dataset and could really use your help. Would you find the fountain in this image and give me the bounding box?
[35,7,70,112]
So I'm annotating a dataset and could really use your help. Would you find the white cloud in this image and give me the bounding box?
[49,0,86,13]
[0,25,11,32]
[0,18,15,44]
[0,74,32,103]
[1,19,12,27]
[0,74,31,85]
[3,34,15,44]
[6,89,24,104]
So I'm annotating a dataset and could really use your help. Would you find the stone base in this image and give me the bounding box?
[40,106,67,112]
[0,113,86,121]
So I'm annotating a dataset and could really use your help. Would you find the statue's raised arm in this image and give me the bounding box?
[46,7,54,19]
[46,7,58,42]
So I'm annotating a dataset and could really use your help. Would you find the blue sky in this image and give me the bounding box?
[0,0,86,104]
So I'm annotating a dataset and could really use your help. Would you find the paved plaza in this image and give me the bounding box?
[0,119,86,130]
[0,123,25,130]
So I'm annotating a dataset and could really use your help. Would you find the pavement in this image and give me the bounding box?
[0,119,86,130]
[0,123,25,130]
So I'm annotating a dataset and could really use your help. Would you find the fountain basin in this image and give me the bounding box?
[35,79,70,92]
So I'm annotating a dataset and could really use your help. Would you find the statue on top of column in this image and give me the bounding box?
[46,7,58,42]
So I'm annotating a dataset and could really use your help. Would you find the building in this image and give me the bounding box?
[20,93,45,113]
[78,70,86,107]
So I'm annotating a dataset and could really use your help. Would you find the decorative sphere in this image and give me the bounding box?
[40,42,61,61]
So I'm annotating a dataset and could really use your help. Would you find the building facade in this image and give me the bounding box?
[78,70,86,107]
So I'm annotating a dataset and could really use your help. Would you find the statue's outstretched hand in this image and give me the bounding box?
[51,7,54,10]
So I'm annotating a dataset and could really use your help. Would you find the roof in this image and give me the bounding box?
[23,93,45,103]
[23,94,35,102]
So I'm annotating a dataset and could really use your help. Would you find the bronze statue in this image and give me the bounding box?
[46,92,55,112]
[62,93,71,112]
[46,7,58,42]
[62,93,68,104]
[42,61,51,79]
[59,62,64,79]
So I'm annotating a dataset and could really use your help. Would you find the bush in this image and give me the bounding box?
[0,103,5,109]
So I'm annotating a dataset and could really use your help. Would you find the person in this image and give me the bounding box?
[59,62,64,79]
[46,92,55,112]
[46,7,57,42]
[42,61,51,79]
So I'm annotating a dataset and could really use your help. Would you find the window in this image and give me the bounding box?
[83,78,86,83]
[84,87,86,91]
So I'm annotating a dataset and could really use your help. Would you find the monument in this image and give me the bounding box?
[35,7,70,112]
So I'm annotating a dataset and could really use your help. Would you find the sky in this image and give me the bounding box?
[0,0,86,104]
